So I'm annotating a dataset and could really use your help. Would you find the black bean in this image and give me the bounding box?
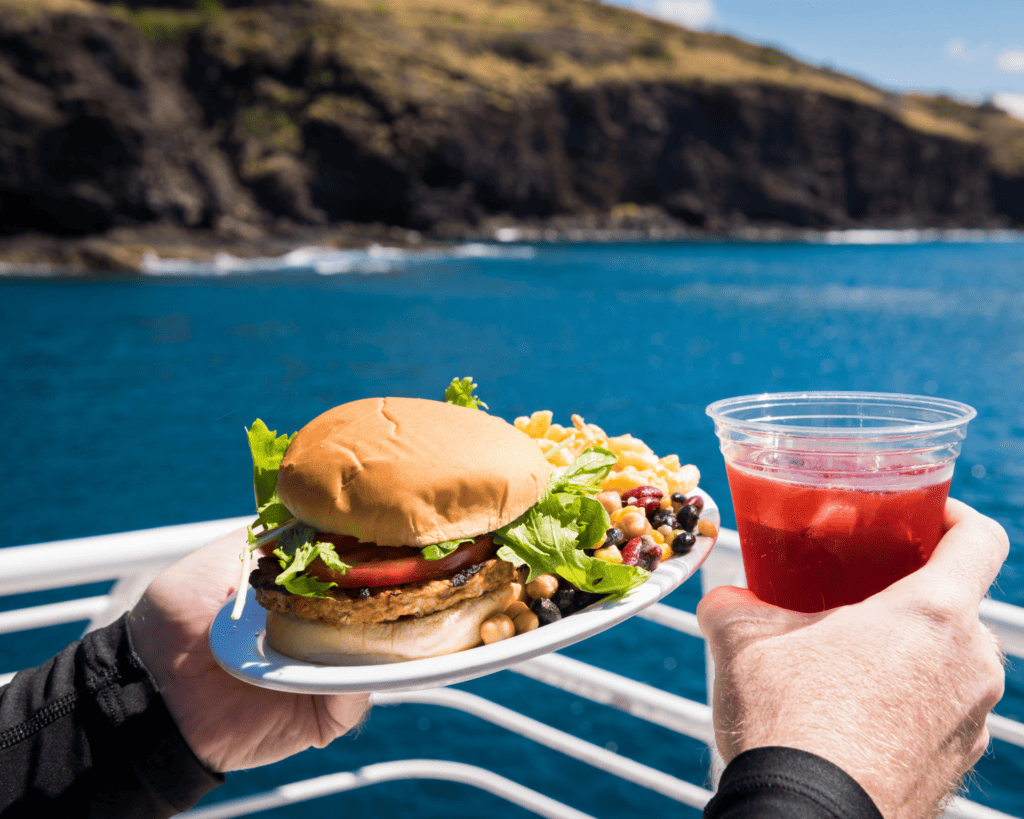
[670,492,687,506]
[675,504,700,532]
[650,510,677,529]
[671,532,697,555]
[575,590,604,610]
[530,597,562,625]
[357,587,372,600]
[603,527,624,548]
[552,586,579,615]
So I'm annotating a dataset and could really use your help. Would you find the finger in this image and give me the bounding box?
[150,526,253,614]
[912,499,1009,608]
[697,585,822,657]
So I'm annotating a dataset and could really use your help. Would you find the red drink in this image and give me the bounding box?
[726,461,952,612]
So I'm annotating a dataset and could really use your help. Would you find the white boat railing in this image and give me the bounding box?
[1,519,1021,819]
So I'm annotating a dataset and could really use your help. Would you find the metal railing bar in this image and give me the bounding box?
[179,759,600,819]
[637,602,704,638]
[4,518,1023,665]
[0,519,1021,819]
[371,687,714,809]
[511,652,714,744]
[0,516,252,596]
[988,713,1024,748]
[0,596,110,635]
[947,795,1022,819]
[980,598,1024,659]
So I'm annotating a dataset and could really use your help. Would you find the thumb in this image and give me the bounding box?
[888,498,1008,611]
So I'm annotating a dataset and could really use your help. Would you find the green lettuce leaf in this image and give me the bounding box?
[494,447,649,597]
[552,447,617,495]
[272,524,352,599]
[246,420,297,530]
[420,538,473,561]
[445,377,488,410]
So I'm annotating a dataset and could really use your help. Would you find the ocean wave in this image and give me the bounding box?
[140,242,537,277]
[814,228,1024,245]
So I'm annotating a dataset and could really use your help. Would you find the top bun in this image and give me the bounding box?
[276,397,551,546]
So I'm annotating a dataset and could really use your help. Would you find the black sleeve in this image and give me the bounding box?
[704,746,884,819]
[0,613,224,817]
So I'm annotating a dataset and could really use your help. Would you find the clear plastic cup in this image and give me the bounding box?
[706,392,976,612]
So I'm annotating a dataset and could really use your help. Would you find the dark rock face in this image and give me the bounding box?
[542,83,1005,230]
[0,13,260,236]
[0,10,1021,241]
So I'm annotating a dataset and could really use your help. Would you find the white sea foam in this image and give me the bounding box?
[816,228,1023,245]
[140,242,537,277]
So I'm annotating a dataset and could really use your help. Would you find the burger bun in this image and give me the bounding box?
[264,586,515,666]
[276,397,551,547]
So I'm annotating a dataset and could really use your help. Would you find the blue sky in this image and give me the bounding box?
[605,1,1024,117]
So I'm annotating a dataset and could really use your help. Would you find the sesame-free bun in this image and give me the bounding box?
[264,587,513,665]
[276,397,551,546]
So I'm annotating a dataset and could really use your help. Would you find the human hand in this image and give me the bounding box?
[128,527,370,773]
[697,498,1008,819]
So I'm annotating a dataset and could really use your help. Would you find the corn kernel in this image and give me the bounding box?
[594,544,623,564]
[523,410,553,439]
[607,434,653,456]
[548,447,575,467]
[616,450,661,472]
[698,519,718,539]
[669,464,701,495]
[545,423,572,442]
[659,453,681,470]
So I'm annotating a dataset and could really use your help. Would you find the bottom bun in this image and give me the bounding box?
[265,587,513,665]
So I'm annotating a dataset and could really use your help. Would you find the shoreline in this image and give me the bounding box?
[2,218,1022,277]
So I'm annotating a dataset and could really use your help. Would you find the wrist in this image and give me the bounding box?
[709,746,884,819]
[127,600,218,772]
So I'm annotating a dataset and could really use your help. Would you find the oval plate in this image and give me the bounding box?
[209,489,718,694]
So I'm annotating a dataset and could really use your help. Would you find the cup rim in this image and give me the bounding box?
[706,391,976,438]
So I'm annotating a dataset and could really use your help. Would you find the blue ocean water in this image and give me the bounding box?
[2,238,1023,817]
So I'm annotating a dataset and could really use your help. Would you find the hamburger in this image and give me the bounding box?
[238,383,651,665]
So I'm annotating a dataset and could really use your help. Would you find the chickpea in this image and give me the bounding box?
[618,510,649,539]
[525,573,559,600]
[596,490,622,516]
[480,613,515,644]
[498,584,518,611]
[513,609,540,634]
[504,600,530,620]
[508,582,526,603]
[657,524,674,542]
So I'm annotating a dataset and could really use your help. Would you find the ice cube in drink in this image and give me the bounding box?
[726,460,952,612]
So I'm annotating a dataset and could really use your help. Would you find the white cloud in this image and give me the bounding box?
[995,48,1024,72]
[993,92,1024,121]
[945,38,990,63]
[623,1,716,30]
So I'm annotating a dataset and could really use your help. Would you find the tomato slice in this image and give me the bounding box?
[261,533,499,588]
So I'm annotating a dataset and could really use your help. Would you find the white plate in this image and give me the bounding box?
[209,489,718,694]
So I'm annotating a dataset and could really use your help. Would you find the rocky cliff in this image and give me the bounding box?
[1,0,1022,269]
